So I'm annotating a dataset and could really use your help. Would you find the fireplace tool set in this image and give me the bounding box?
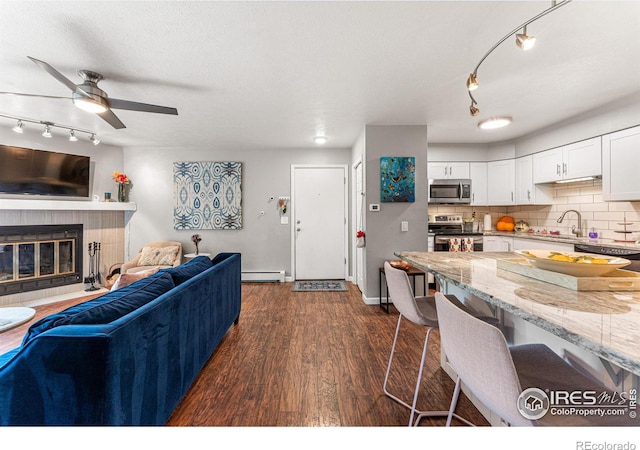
[85,242,102,292]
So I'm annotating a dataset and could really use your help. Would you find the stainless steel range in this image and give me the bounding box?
[428,214,484,252]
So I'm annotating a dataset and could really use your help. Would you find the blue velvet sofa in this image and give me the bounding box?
[0,252,241,426]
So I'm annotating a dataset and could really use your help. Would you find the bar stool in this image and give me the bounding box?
[382,262,476,427]
[434,292,637,426]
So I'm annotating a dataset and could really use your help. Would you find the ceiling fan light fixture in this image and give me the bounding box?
[90,134,100,146]
[477,116,512,130]
[466,73,479,91]
[69,129,78,142]
[12,120,24,133]
[42,124,52,138]
[73,95,108,114]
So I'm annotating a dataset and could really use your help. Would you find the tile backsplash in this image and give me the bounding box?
[428,179,640,241]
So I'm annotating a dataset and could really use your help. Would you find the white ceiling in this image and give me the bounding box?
[0,1,639,149]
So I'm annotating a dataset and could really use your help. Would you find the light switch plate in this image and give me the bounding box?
[369,204,380,212]
[281,216,289,224]
[401,221,409,232]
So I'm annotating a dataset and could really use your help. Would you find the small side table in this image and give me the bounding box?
[184,253,211,261]
[379,265,427,314]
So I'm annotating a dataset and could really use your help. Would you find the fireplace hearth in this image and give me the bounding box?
[0,224,83,295]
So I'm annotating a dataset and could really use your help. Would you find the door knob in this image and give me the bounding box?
[296,228,301,232]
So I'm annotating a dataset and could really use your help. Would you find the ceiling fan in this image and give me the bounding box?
[0,56,178,129]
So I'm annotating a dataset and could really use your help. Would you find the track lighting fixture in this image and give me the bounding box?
[0,113,99,145]
[465,1,571,124]
[12,120,24,133]
[466,73,479,91]
[516,26,536,50]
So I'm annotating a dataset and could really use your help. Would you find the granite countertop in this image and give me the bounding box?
[396,250,640,377]
[485,231,640,250]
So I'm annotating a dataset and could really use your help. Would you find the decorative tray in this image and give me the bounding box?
[497,258,640,291]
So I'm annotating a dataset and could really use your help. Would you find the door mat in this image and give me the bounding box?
[292,280,348,292]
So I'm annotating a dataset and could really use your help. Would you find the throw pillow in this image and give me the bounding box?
[111,266,159,291]
[163,255,213,285]
[138,245,180,266]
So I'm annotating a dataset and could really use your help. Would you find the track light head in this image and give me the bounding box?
[516,26,536,50]
[466,73,479,91]
[469,104,480,117]
[42,124,52,138]
[12,120,24,133]
[90,134,100,146]
[69,129,78,142]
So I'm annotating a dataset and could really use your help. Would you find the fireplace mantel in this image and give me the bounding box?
[0,199,136,211]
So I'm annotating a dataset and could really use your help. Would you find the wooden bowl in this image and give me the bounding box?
[389,260,412,271]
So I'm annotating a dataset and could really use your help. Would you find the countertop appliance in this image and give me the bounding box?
[428,179,472,204]
[574,243,640,273]
[428,214,483,252]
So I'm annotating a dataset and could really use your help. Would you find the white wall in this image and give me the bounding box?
[123,146,350,277]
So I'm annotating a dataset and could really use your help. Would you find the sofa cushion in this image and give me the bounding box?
[163,255,213,285]
[111,267,159,291]
[138,245,180,266]
[22,272,175,346]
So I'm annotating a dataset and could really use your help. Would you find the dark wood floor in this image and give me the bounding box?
[1,283,489,427]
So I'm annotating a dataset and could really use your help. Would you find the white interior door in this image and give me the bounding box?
[293,165,347,280]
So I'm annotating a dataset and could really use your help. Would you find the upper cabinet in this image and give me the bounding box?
[533,137,602,184]
[469,162,488,206]
[602,126,640,201]
[487,159,515,206]
[428,162,470,179]
[515,155,552,205]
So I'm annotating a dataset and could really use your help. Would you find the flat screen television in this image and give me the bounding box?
[0,145,90,198]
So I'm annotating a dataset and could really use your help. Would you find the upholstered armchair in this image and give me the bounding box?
[121,241,183,274]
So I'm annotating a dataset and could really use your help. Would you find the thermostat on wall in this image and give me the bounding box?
[369,204,380,212]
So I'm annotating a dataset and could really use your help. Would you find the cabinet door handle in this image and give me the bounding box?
[563,163,567,175]
[557,164,561,176]
[511,191,514,202]
[527,189,531,200]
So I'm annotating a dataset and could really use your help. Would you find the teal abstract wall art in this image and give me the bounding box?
[380,156,415,203]
[173,161,243,229]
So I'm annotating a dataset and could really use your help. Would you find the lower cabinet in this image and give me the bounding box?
[483,236,513,252]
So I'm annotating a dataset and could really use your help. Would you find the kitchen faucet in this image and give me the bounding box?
[557,209,583,237]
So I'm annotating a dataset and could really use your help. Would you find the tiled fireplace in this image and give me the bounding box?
[0,224,83,296]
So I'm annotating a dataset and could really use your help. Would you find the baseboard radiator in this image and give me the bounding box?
[241,270,285,283]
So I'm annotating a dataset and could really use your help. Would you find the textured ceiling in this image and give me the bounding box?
[0,1,638,149]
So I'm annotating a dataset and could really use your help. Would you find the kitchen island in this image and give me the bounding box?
[396,251,640,382]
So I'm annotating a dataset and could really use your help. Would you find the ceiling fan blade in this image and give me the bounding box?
[0,91,69,100]
[27,56,91,98]
[98,108,126,129]
[109,98,178,115]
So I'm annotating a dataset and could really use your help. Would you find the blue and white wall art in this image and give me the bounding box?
[380,156,415,203]
[173,161,243,229]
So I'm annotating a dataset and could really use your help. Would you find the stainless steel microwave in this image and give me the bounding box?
[428,179,472,204]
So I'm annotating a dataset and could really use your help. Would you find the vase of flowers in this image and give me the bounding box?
[191,234,202,255]
[112,171,130,202]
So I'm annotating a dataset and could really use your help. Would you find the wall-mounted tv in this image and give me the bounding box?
[0,145,90,198]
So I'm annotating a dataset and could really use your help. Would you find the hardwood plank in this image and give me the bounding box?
[0,283,489,427]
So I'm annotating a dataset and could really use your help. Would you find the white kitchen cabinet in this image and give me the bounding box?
[487,159,515,205]
[602,125,640,201]
[533,137,602,183]
[428,162,470,179]
[470,162,488,206]
[515,155,552,205]
[483,236,513,252]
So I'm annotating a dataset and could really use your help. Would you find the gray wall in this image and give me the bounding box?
[124,146,350,277]
[363,125,429,300]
